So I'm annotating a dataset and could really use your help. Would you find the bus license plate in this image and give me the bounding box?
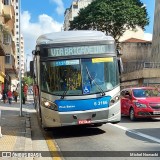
[153,111,160,115]
[78,119,91,124]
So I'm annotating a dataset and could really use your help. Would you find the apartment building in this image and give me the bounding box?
[0,0,24,92]
[20,34,24,77]
[64,0,93,31]
[14,0,24,77]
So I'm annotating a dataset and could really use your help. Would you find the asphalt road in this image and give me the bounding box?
[46,116,160,160]
[27,94,160,160]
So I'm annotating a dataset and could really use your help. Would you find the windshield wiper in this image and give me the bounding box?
[61,89,68,99]
[85,66,105,96]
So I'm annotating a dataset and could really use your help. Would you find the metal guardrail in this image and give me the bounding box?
[123,62,160,73]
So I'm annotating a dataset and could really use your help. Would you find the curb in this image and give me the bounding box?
[25,112,33,160]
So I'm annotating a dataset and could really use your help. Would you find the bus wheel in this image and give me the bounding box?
[130,108,136,121]
[41,125,49,131]
[43,127,49,131]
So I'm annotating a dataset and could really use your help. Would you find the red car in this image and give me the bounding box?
[121,87,160,120]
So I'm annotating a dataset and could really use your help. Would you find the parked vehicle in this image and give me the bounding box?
[121,87,160,121]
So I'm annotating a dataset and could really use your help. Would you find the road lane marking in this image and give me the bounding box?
[44,133,62,160]
[109,123,160,144]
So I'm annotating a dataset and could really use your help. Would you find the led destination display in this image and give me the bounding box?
[48,44,114,57]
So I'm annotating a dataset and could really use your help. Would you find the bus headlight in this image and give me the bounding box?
[109,94,120,106]
[42,100,58,111]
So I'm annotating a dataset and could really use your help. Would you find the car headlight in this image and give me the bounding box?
[110,94,120,106]
[134,102,147,108]
[42,100,58,111]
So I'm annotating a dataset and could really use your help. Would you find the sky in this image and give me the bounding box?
[21,0,155,66]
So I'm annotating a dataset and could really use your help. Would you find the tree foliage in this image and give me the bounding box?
[23,76,33,86]
[69,0,149,43]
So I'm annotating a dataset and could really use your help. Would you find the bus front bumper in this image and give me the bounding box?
[41,101,121,127]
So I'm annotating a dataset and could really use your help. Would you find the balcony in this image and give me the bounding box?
[5,54,17,78]
[5,19,15,35]
[12,40,16,54]
[0,57,5,83]
[0,43,5,56]
[3,5,14,20]
[3,43,13,53]
[0,1,4,15]
[0,16,5,24]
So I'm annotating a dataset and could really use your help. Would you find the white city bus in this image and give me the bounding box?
[31,30,121,129]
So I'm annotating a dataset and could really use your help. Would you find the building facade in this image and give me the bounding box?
[151,0,160,62]
[64,0,93,31]
[120,38,160,88]
[0,0,24,92]
[0,0,16,91]
[14,0,24,78]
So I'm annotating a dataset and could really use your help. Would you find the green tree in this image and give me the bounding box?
[69,0,149,44]
[23,76,33,86]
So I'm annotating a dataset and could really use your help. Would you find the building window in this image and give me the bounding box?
[5,54,11,64]
[16,19,18,22]
[4,0,10,5]
[3,34,11,45]
[72,2,78,9]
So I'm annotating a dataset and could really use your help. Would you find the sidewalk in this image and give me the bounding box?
[0,95,53,160]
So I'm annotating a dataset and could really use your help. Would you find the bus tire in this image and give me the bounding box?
[43,126,49,131]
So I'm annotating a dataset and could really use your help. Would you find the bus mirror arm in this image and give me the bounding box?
[32,50,40,55]
[61,90,68,99]
[117,58,123,75]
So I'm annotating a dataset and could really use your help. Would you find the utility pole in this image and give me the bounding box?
[19,0,22,116]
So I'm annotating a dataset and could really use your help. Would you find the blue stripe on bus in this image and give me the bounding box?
[54,96,111,112]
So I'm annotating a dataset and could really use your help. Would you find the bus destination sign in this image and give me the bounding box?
[48,45,114,57]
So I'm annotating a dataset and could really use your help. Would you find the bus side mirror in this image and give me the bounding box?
[30,61,34,78]
[117,58,123,75]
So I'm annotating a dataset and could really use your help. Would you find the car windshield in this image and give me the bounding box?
[133,88,160,98]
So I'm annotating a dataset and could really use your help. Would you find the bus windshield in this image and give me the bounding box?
[40,57,119,96]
